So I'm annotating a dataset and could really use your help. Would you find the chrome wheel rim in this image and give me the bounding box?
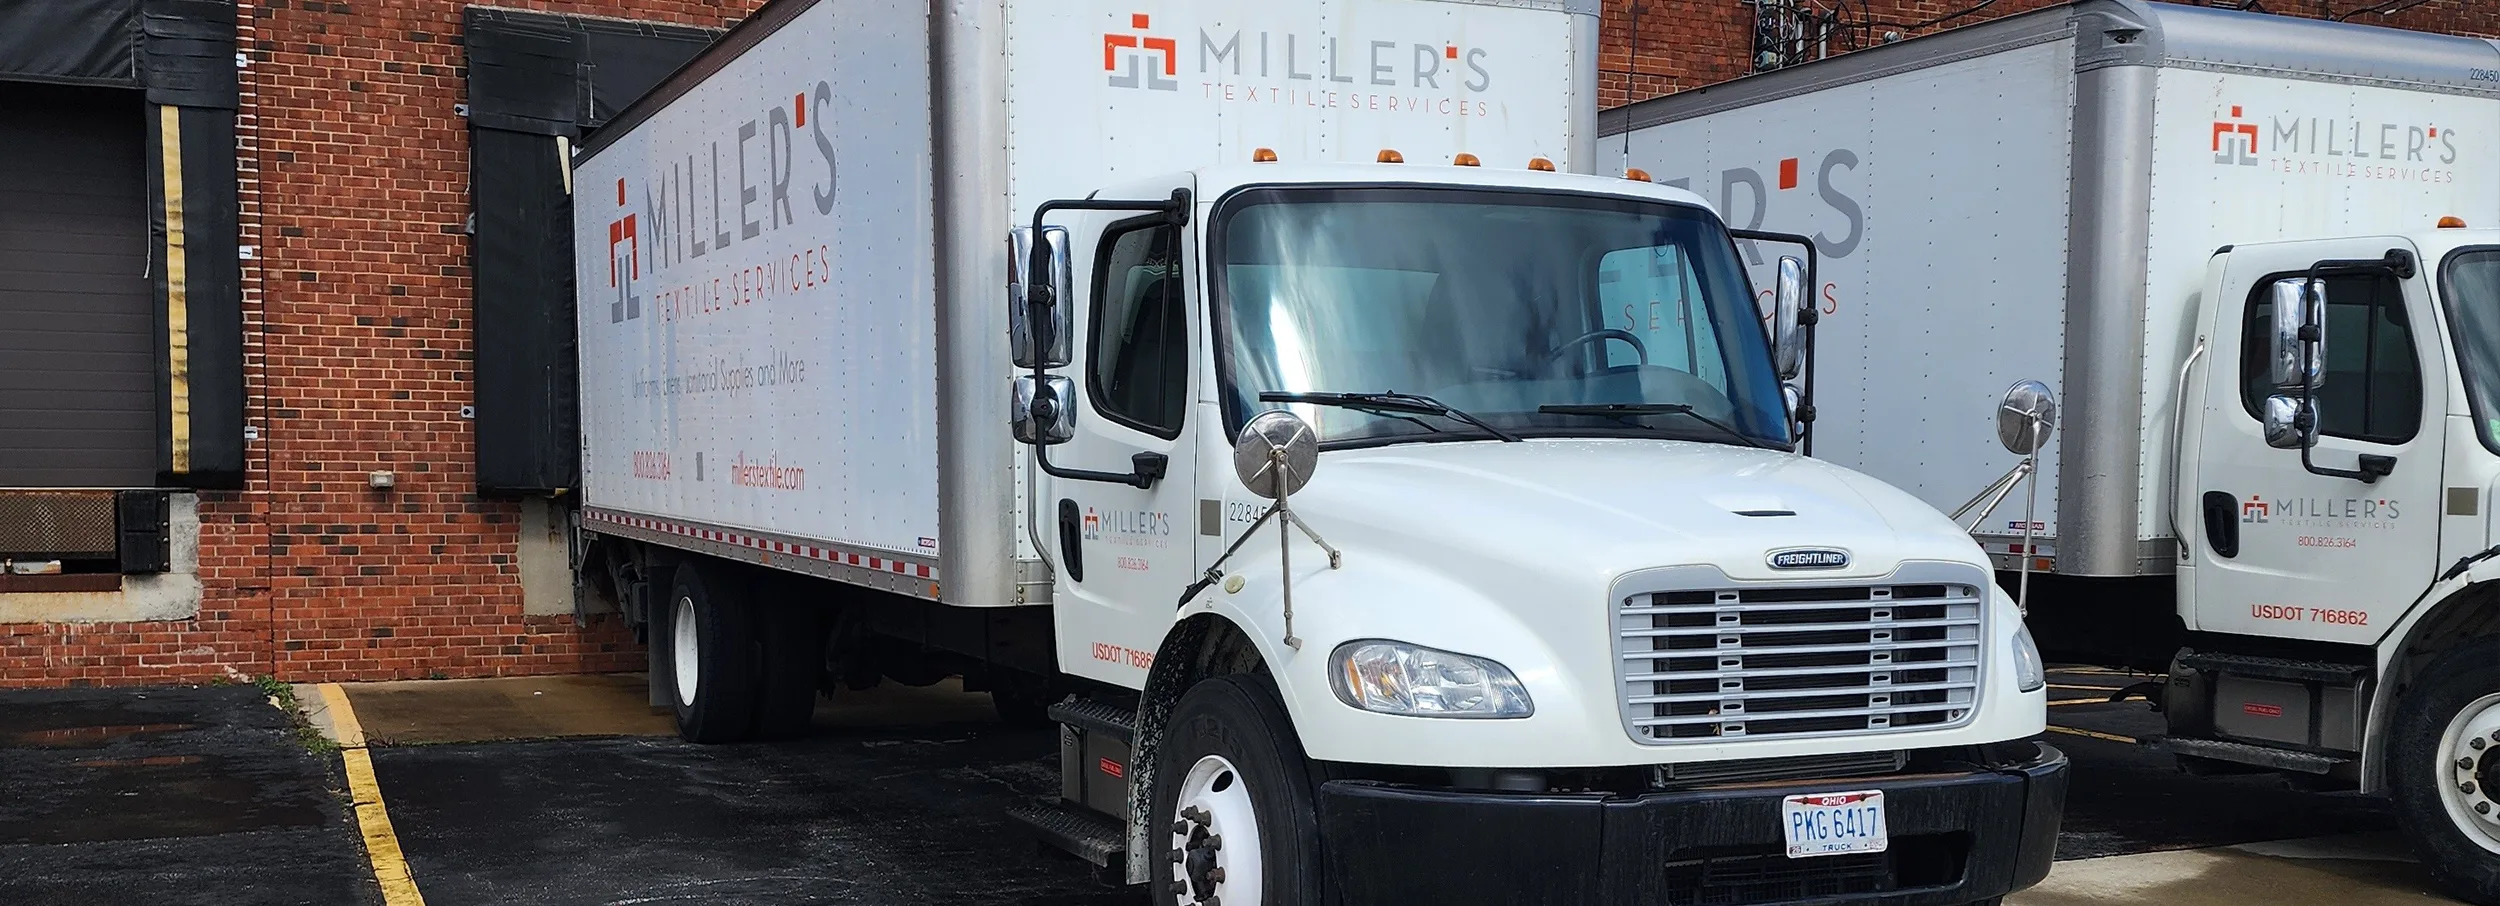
[1169,754,1261,905]
[2437,692,2500,854]
[671,594,700,708]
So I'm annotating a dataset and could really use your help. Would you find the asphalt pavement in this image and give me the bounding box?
[0,684,380,906]
[0,669,2464,906]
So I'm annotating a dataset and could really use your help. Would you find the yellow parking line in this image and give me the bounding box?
[319,683,425,906]
[317,683,366,748]
[2047,724,2139,744]
[2049,683,2123,692]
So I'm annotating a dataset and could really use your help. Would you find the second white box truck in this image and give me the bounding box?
[566,0,2067,902]
[1609,1,2500,900]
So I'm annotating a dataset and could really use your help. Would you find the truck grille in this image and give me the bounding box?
[1614,572,1984,744]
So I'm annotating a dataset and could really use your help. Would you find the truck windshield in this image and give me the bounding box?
[1214,187,1791,448]
[2445,249,2500,452]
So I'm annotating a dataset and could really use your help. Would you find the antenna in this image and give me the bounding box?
[1622,1,1642,169]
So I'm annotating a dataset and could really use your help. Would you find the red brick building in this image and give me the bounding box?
[1,0,2489,687]
[1599,0,2498,107]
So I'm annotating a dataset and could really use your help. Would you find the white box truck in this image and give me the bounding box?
[568,0,2066,902]
[1607,1,2500,899]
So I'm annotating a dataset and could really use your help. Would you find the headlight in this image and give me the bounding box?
[2011,624,2046,693]
[1329,640,1533,719]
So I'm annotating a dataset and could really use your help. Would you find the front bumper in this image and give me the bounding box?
[1315,742,2068,906]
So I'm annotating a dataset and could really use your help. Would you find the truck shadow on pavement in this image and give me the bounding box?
[367,679,1144,906]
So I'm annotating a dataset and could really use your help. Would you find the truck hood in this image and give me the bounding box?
[1290,439,1986,583]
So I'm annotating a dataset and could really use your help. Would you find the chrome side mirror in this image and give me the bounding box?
[1009,226,1073,369]
[1996,380,2058,455]
[2263,394,2316,449]
[1770,255,1805,381]
[2268,278,2326,390]
[1012,375,1076,445]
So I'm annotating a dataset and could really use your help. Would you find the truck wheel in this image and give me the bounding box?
[667,563,759,743]
[1149,675,1323,906]
[2391,636,2500,905]
[751,597,828,741]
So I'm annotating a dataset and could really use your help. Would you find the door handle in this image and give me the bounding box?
[2200,491,2240,559]
[1057,498,1085,582]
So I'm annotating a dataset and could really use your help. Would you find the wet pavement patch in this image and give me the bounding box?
[373,716,1144,906]
[0,685,380,906]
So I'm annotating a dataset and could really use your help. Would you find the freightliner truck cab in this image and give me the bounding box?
[1008,156,2068,906]
[2166,228,2500,902]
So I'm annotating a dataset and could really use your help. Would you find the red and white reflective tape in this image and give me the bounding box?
[586,510,937,580]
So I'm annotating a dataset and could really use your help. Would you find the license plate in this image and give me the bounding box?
[1782,790,1889,859]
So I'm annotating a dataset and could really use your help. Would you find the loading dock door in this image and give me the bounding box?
[0,83,157,488]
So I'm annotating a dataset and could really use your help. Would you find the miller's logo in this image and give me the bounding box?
[2242,495,2270,524]
[608,177,641,322]
[2203,102,2460,174]
[1767,548,1850,570]
[2214,105,2259,166]
[1105,13,1178,91]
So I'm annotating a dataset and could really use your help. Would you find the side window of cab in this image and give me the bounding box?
[1090,221,1188,437]
[2237,272,2422,444]
[1597,243,1727,392]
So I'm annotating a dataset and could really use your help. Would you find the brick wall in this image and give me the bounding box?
[0,0,764,688]
[1602,0,2500,108]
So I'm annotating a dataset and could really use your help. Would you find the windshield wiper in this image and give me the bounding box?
[1535,403,1778,451]
[1262,391,1522,442]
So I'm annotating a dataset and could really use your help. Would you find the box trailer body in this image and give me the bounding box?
[1606,0,2500,578]
[1608,4,2500,900]
[567,0,2068,902]
[574,0,1595,611]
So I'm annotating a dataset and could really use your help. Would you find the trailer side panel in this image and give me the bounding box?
[574,0,940,567]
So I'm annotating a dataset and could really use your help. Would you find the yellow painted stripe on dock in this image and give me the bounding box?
[319,683,424,906]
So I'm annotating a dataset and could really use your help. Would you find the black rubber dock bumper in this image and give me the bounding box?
[1315,742,2069,906]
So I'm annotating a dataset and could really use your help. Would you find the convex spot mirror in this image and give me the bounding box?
[1235,409,1319,499]
[1009,226,1073,369]
[2263,394,2318,450]
[1771,255,1805,381]
[1996,380,2058,456]
[2267,277,2327,390]
[1013,375,1076,446]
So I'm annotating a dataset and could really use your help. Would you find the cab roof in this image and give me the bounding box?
[1152,161,1723,220]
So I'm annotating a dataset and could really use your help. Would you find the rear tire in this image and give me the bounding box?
[2391,636,2500,906]
[667,562,759,744]
[1148,675,1324,906]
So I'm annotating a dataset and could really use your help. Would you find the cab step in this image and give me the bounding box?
[2177,652,2369,685]
[1048,696,1135,743]
[1007,798,1128,870]
[2158,736,2352,775]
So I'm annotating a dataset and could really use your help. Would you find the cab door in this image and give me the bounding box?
[2189,240,2445,644]
[1046,188,1201,690]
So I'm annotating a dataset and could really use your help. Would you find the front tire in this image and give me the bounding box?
[667,562,759,744]
[1148,675,1323,906]
[2391,636,2500,905]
